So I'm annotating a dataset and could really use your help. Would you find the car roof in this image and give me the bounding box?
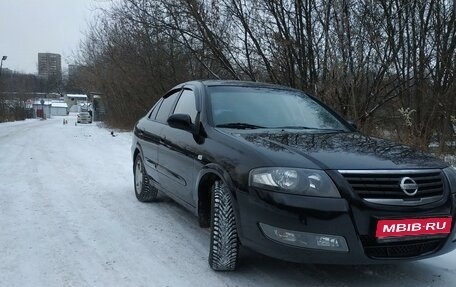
[171,80,301,93]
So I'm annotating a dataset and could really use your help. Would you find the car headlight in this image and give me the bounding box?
[443,166,456,193]
[249,167,341,198]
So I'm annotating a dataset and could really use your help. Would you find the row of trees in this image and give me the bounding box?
[77,0,456,152]
[0,72,40,122]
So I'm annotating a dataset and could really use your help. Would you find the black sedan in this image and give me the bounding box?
[131,80,456,271]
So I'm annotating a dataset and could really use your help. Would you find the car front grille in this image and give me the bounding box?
[360,236,444,258]
[339,169,444,205]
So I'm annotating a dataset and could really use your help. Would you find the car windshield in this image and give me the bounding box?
[209,86,348,131]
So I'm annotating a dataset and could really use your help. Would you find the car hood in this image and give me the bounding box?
[237,131,447,170]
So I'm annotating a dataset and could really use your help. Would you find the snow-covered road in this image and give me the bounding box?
[1,116,456,287]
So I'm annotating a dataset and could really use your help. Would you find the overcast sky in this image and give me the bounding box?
[0,0,111,74]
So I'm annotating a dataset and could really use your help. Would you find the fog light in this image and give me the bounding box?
[259,223,349,252]
[274,229,297,242]
[316,236,341,248]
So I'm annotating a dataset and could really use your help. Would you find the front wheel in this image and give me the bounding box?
[134,154,158,202]
[208,180,239,271]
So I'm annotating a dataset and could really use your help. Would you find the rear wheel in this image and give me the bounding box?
[208,180,239,271]
[134,154,158,202]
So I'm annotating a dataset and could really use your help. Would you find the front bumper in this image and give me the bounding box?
[235,188,456,264]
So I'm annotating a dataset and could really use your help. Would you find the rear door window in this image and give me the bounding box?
[148,99,163,120]
[155,90,181,124]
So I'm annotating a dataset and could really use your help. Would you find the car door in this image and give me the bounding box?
[136,98,163,184]
[157,88,199,206]
[140,91,180,185]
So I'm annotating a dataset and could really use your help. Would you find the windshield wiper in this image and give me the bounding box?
[273,126,347,132]
[272,126,316,130]
[216,123,265,129]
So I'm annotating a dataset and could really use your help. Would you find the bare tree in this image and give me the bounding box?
[76,0,456,153]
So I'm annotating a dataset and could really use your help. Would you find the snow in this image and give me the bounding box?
[32,100,52,106]
[66,94,87,99]
[1,116,456,286]
[51,102,68,108]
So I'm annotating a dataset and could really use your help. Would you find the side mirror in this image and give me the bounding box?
[348,121,358,130]
[167,114,194,132]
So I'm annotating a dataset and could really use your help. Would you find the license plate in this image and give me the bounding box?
[376,217,452,238]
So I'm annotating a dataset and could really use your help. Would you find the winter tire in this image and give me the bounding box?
[209,180,239,271]
[134,154,158,202]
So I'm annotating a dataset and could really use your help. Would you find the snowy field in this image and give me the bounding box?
[1,115,456,287]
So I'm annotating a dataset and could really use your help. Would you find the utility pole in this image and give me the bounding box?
[0,56,7,77]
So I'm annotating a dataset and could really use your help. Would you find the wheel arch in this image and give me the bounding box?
[196,163,239,228]
[132,143,144,173]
